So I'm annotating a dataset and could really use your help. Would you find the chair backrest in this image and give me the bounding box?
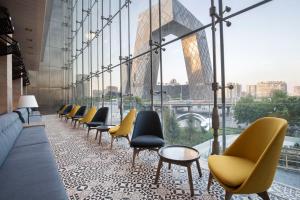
[131,111,163,140]
[91,107,108,123]
[225,117,288,193]
[58,105,68,114]
[115,108,137,136]
[67,105,80,117]
[62,105,73,114]
[57,105,65,113]
[81,106,97,123]
[75,106,86,116]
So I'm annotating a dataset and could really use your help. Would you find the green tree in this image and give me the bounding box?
[163,107,180,143]
[233,95,272,124]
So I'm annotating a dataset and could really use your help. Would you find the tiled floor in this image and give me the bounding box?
[45,115,300,200]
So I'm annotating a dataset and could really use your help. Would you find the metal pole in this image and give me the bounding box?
[158,0,164,131]
[210,0,220,155]
[89,0,93,107]
[101,0,104,107]
[127,0,132,108]
[109,0,112,124]
[97,0,100,103]
[119,0,123,121]
[149,0,153,110]
[218,0,226,152]
[81,0,84,105]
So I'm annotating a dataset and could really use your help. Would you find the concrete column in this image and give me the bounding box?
[13,78,23,109]
[0,54,13,114]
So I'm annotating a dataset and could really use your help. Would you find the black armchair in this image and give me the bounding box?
[86,107,109,137]
[130,111,165,166]
[70,106,86,124]
[57,105,65,114]
[59,105,73,118]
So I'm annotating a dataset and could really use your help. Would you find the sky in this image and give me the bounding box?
[86,0,300,94]
[159,0,300,93]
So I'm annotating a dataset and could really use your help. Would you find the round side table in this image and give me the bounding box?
[154,145,202,196]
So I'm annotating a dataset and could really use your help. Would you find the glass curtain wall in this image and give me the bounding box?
[62,0,300,188]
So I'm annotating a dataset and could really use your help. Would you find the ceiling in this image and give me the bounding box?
[0,0,51,71]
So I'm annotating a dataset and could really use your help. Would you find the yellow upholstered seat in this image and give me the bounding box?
[109,125,120,134]
[207,117,288,200]
[77,106,97,127]
[208,156,255,188]
[108,108,136,149]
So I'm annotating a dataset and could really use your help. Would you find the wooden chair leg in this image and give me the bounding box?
[132,148,138,167]
[95,130,98,140]
[257,191,270,200]
[225,191,232,200]
[87,127,90,138]
[110,137,114,149]
[126,135,130,145]
[154,157,163,184]
[207,172,213,192]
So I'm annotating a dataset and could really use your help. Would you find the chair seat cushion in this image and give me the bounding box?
[14,126,48,148]
[86,122,104,128]
[208,155,255,188]
[0,143,67,200]
[72,115,83,119]
[109,125,120,134]
[130,135,165,148]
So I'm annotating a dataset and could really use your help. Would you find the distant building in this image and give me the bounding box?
[293,86,300,96]
[226,82,242,101]
[246,85,257,97]
[76,74,90,97]
[256,81,287,98]
[92,90,102,98]
[217,82,242,101]
[105,86,119,96]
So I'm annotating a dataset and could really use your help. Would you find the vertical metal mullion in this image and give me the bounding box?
[97,0,100,104]
[101,0,104,107]
[71,0,74,103]
[89,0,93,107]
[81,0,84,105]
[119,0,123,121]
[75,1,78,103]
[219,0,226,152]
[127,0,132,108]
[109,0,112,123]
[158,0,164,132]
[210,0,220,155]
[149,0,153,110]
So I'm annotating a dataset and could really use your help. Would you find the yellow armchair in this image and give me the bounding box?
[77,106,97,127]
[109,108,136,149]
[207,117,288,200]
[65,105,80,120]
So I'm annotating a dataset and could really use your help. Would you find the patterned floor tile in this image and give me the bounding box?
[45,115,300,200]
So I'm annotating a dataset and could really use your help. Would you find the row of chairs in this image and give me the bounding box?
[57,104,165,166]
[57,105,288,200]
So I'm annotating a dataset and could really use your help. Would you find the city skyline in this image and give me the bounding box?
[75,0,300,97]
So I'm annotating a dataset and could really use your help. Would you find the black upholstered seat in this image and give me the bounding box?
[130,135,165,148]
[130,111,165,166]
[59,105,73,118]
[70,106,86,123]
